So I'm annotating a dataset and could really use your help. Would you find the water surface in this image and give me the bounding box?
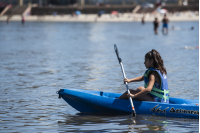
[0,21,199,132]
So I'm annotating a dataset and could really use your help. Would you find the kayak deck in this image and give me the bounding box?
[58,89,199,119]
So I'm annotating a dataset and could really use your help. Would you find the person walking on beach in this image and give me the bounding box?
[119,49,169,103]
[162,14,169,34]
[153,18,159,34]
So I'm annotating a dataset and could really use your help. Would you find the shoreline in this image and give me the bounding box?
[0,13,198,22]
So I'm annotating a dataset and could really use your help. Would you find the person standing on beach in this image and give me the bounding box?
[153,18,159,34]
[22,16,25,25]
[162,14,169,34]
[141,16,145,25]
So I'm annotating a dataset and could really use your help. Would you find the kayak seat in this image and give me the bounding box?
[100,91,103,96]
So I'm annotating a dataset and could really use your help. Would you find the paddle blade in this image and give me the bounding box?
[114,44,119,56]
[114,44,121,63]
[132,110,136,117]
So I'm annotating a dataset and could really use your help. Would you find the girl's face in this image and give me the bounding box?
[144,58,153,68]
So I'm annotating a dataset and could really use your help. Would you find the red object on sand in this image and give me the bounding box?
[111,11,118,15]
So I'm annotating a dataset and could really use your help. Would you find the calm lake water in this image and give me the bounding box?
[0,21,199,132]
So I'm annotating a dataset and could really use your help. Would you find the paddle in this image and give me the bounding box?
[114,44,136,117]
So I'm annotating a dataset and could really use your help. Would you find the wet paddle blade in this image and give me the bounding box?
[114,44,118,55]
[132,110,136,117]
[114,44,121,63]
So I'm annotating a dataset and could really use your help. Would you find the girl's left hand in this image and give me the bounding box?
[127,93,135,98]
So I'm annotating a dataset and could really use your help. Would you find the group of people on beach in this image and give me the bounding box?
[141,14,169,35]
[153,14,169,34]
[152,14,194,34]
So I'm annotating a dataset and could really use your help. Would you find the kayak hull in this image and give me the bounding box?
[58,89,199,119]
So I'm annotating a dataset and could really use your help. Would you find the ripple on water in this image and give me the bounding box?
[0,21,198,133]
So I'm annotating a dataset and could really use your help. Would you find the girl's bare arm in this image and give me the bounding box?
[124,76,144,83]
[128,74,155,98]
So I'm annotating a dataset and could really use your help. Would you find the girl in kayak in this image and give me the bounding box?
[119,49,169,103]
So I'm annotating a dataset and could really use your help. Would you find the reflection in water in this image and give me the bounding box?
[0,21,198,132]
[57,113,198,132]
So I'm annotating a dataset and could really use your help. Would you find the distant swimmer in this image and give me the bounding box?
[184,46,199,49]
[171,26,194,31]
[171,26,181,31]
[153,18,159,34]
[162,14,169,34]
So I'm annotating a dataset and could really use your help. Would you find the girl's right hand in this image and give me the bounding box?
[124,78,130,84]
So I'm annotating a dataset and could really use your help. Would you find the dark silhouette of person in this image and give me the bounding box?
[162,14,169,34]
[22,16,25,24]
[153,18,159,34]
[141,16,145,24]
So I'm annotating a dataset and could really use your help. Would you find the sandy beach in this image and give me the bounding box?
[0,11,198,22]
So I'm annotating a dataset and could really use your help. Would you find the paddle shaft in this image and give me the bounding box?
[114,44,136,117]
[119,62,136,115]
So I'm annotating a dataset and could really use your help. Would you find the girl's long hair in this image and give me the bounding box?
[145,49,167,75]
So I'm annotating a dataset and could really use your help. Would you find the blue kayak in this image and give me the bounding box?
[57,89,199,119]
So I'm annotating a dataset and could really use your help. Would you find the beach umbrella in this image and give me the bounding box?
[111,11,118,15]
[159,9,167,14]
